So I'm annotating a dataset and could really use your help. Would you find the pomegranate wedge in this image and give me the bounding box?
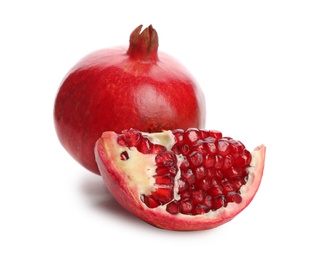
[95,128,266,231]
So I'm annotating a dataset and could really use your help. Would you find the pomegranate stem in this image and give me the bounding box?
[126,24,159,63]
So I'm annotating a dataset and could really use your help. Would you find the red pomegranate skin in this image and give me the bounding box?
[54,25,206,174]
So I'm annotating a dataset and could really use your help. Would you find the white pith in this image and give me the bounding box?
[117,131,183,196]
[119,147,157,195]
[146,131,175,151]
[117,130,260,217]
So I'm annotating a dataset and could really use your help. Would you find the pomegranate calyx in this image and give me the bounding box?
[127,24,159,63]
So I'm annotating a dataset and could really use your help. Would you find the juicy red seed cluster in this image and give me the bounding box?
[117,128,167,156]
[167,128,251,215]
[117,128,252,216]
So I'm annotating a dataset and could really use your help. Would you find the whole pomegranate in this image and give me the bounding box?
[54,25,206,174]
[95,128,266,231]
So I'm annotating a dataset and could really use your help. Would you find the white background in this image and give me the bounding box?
[1,0,323,259]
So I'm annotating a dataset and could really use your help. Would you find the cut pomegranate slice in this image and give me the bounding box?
[95,128,266,231]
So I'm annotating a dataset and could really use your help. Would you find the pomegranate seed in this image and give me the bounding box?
[180,158,190,170]
[172,129,184,144]
[208,185,223,197]
[123,128,141,146]
[206,168,216,178]
[166,201,180,214]
[199,129,210,139]
[193,204,210,215]
[184,128,200,144]
[197,178,212,191]
[222,181,235,194]
[188,151,203,166]
[217,139,232,156]
[222,154,234,170]
[204,153,215,168]
[155,175,173,185]
[117,134,127,146]
[155,166,178,176]
[226,165,243,179]
[204,137,217,154]
[171,145,181,155]
[181,169,195,185]
[211,177,219,187]
[215,169,224,179]
[137,138,152,154]
[191,189,204,204]
[155,166,168,175]
[168,166,178,176]
[180,190,191,200]
[192,140,207,154]
[214,155,223,169]
[151,188,173,204]
[212,196,227,210]
[155,151,177,167]
[181,144,191,155]
[194,166,207,180]
[229,139,245,157]
[178,179,189,193]
[231,177,246,190]
[244,150,252,166]
[120,151,129,161]
[234,149,252,167]
[209,130,222,139]
[141,195,161,208]
[151,144,167,154]
[179,199,193,214]
[202,195,213,208]
[226,192,243,203]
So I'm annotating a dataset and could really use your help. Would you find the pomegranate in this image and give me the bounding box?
[95,128,266,231]
[54,25,206,174]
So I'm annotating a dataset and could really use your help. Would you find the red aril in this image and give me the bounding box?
[54,25,206,174]
[95,128,266,231]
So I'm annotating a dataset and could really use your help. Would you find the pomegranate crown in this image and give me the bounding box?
[126,24,159,62]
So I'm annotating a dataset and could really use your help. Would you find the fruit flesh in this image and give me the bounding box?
[95,129,266,231]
